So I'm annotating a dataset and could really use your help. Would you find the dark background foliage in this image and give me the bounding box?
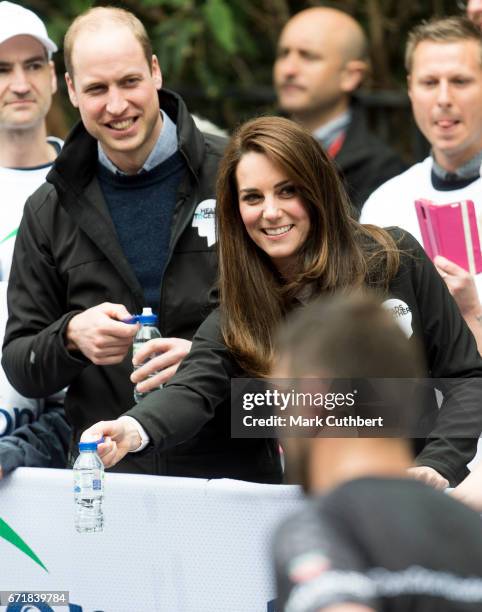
[24,0,465,161]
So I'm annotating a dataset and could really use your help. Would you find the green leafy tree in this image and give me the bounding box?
[23,0,463,139]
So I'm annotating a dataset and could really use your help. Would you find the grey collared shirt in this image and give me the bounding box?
[97,109,178,175]
[432,149,482,181]
[313,110,352,149]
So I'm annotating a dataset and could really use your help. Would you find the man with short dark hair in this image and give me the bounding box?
[273,294,482,612]
[273,7,406,214]
[361,16,482,352]
[0,1,69,479]
[2,6,224,476]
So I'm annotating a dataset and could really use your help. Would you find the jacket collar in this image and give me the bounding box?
[335,98,367,151]
[47,89,205,191]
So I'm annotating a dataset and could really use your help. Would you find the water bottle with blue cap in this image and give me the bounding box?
[132,307,162,402]
[73,438,104,533]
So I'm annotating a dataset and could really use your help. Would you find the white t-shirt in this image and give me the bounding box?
[360,156,482,295]
[0,283,44,435]
[0,137,62,281]
[0,138,63,436]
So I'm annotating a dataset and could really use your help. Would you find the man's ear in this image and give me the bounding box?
[151,55,162,90]
[407,75,413,102]
[49,61,57,95]
[65,72,78,107]
[340,60,367,93]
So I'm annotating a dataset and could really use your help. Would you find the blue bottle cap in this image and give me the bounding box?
[137,307,158,325]
[78,437,104,452]
[122,315,139,324]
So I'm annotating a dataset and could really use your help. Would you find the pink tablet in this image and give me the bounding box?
[415,199,482,275]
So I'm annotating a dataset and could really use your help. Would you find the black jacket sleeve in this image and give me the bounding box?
[123,308,238,450]
[399,232,482,484]
[0,400,71,477]
[2,192,88,398]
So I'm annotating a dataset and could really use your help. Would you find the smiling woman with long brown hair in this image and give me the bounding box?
[216,116,399,377]
[81,116,482,488]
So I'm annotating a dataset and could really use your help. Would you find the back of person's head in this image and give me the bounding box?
[405,15,482,73]
[277,291,424,380]
[275,292,424,489]
[64,6,152,79]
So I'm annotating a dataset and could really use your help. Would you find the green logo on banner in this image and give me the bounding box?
[0,228,17,245]
[0,517,48,572]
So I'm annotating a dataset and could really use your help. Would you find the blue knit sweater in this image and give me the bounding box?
[98,151,186,313]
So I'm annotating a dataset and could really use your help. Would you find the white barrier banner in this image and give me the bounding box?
[0,468,302,612]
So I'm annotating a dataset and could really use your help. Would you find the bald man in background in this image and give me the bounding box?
[467,0,482,29]
[273,7,406,215]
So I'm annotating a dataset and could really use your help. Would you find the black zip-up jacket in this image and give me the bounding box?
[126,231,482,486]
[1,90,233,476]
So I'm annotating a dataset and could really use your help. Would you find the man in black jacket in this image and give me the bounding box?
[273,6,406,215]
[2,6,224,475]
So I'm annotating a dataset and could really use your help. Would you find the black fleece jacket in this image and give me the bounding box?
[1,90,238,477]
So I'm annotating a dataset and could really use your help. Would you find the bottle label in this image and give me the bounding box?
[73,469,104,494]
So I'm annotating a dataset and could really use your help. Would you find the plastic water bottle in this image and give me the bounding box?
[133,307,162,403]
[73,440,104,533]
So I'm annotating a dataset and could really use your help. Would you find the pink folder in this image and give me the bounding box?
[415,199,482,275]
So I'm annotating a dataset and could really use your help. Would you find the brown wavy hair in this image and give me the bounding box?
[216,116,400,377]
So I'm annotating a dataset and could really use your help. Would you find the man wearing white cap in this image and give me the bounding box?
[0,1,60,265]
[0,1,68,478]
